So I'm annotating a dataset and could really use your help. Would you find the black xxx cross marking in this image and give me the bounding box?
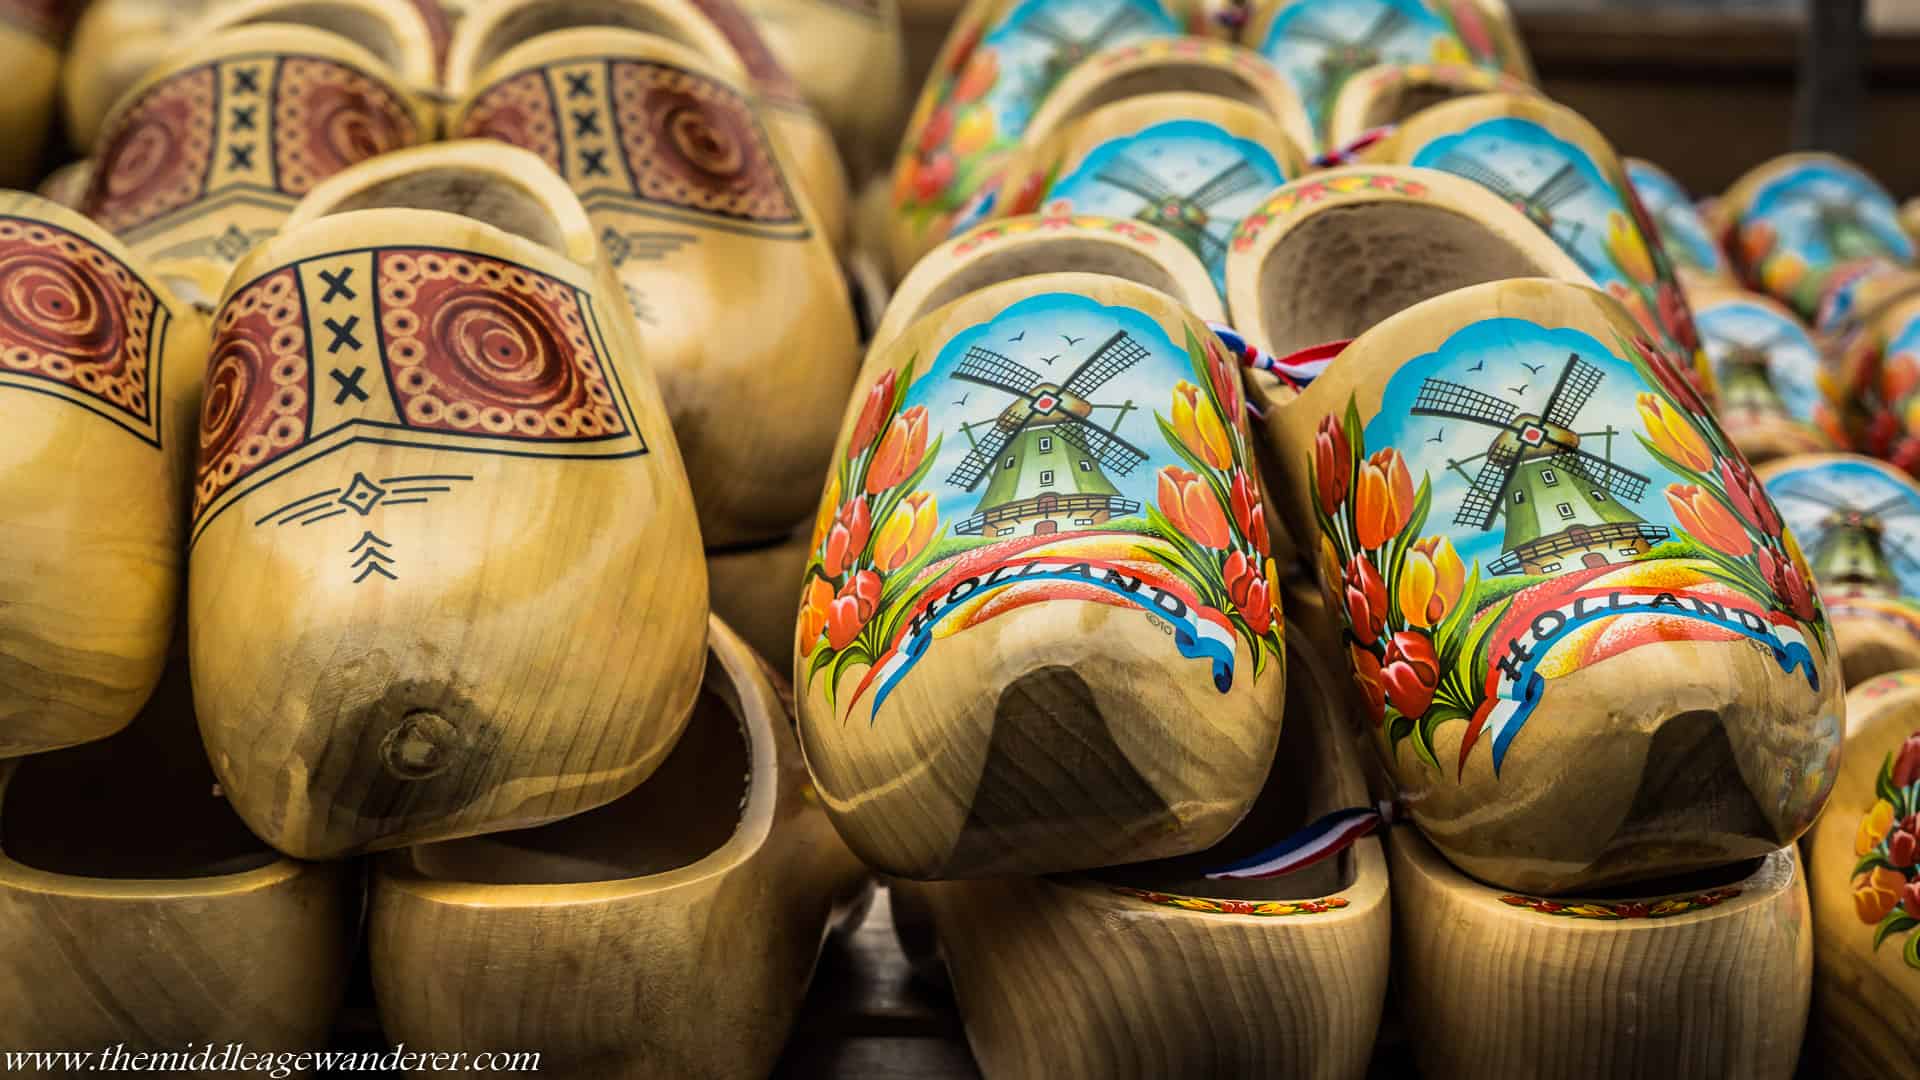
[579,149,609,177]
[564,72,594,98]
[330,365,369,404]
[319,266,357,303]
[233,67,261,94]
[231,105,257,131]
[324,315,363,354]
[573,109,602,137]
[228,144,255,170]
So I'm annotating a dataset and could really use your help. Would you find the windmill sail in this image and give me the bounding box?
[1062,331,1149,397]
[1531,162,1589,211]
[1189,159,1267,208]
[1455,445,1520,530]
[1055,412,1149,476]
[948,414,1031,490]
[1411,376,1520,428]
[1541,355,1602,429]
[952,346,1046,396]
[1550,448,1651,503]
[1094,156,1178,204]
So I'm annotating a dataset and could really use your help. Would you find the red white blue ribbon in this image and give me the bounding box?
[1210,323,1345,393]
[1202,802,1396,880]
[1311,125,1396,169]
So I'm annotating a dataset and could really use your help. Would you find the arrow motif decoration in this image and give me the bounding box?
[350,531,397,584]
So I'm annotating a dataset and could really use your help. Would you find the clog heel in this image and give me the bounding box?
[187,140,708,859]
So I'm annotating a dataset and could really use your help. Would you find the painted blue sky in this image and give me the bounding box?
[1258,0,1457,129]
[1746,158,1914,266]
[1363,317,1691,571]
[902,292,1198,527]
[1048,119,1292,296]
[1626,158,1725,274]
[1409,116,1625,288]
[1884,306,1920,362]
[977,0,1181,134]
[1696,300,1823,421]
[1765,458,1920,598]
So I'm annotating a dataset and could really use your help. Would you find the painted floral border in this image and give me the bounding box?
[1850,729,1920,970]
[1497,888,1743,920]
[1110,887,1351,917]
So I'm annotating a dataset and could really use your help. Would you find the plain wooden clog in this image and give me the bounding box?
[893,582,1388,1079]
[371,616,870,1080]
[1360,93,1714,399]
[1322,60,1532,153]
[706,530,813,669]
[446,0,851,251]
[452,28,862,546]
[1254,268,1841,893]
[62,0,203,155]
[1804,670,1920,1080]
[1391,828,1811,1080]
[797,271,1286,879]
[885,0,1194,275]
[1760,454,1920,687]
[0,0,65,189]
[1245,0,1532,152]
[0,193,209,758]
[742,0,909,179]
[78,23,436,306]
[1687,284,1839,463]
[187,141,708,859]
[1625,156,1733,285]
[0,655,356,1052]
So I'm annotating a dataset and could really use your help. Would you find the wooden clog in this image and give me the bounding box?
[446,0,851,251]
[186,140,709,859]
[1322,60,1533,154]
[452,28,862,546]
[1688,284,1840,463]
[0,0,66,189]
[79,23,435,306]
[798,271,1286,879]
[371,616,870,1080]
[1245,0,1533,152]
[0,655,356,1052]
[1722,152,1916,329]
[1804,670,1920,1079]
[1625,156,1733,285]
[185,0,444,97]
[63,0,201,155]
[892,581,1388,1079]
[1827,278,1920,465]
[35,159,94,211]
[1360,93,1714,399]
[885,0,1193,275]
[707,530,812,668]
[1391,827,1811,1079]
[0,193,209,758]
[1249,266,1840,893]
[1760,454,1920,687]
[742,0,909,180]
[984,93,1309,298]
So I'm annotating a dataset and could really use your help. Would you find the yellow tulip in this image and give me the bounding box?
[1172,380,1233,470]
[873,492,939,572]
[1399,536,1465,628]
[1606,209,1656,284]
[952,105,996,157]
[1856,797,1897,857]
[1763,251,1808,296]
[1636,392,1713,472]
[1429,37,1469,66]
[811,471,840,556]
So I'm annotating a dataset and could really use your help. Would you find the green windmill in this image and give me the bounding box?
[1769,486,1918,597]
[1014,2,1159,101]
[1706,321,1795,417]
[1801,187,1895,263]
[947,333,1149,539]
[1282,1,1422,114]
[1411,353,1673,576]
[1083,153,1270,269]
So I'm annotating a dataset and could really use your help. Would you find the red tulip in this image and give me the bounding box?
[1344,553,1386,647]
[1229,469,1269,555]
[1905,878,1920,916]
[1207,336,1243,426]
[1354,448,1416,550]
[1225,551,1276,635]
[1890,827,1917,869]
[1633,335,1711,418]
[1381,631,1439,719]
[1158,466,1231,549]
[918,106,954,155]
[867,405,930,493]
[914,152,954,202]
[823,496,872,578]
[1893,732,1920,788]
[826,570,882,650]
[849,369,896,458]
[951,48,998,105]
[1717,457,1781,537]
[1758,539,1818,623]
[1667,483,1752,556]
[1313,414,1350,516]
[1350,645,1386,726]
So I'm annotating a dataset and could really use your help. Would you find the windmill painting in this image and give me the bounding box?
[1624,159,1727,277]
[1256,0,1468,137]
[979,0,1182,134]
[1694,299,1827,436]
[1044,120,1291,293]
[1744,159,1915,272]
[1766,459,1920,601]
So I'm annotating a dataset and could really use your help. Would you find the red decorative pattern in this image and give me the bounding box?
[197,269,312,516]
[83,66,219,235]
[272,56,419,195]
[683,0,804,105]
[459,71,563,173]
[1496,888,1744,920]
[376,249,625,440]
[0,217,160,435]
[610,60,800,224]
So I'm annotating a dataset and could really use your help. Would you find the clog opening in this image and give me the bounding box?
[1349,80,1501,136]
[1556,856,1763,900]
[1258,202,1558,355]
[0,666,277,880]
[465,1,718,76]
[918,240,1186,322]
[1048,66,1273,132]
[214,2,415,74]
[327,169,572,251]
[407,669,749,885]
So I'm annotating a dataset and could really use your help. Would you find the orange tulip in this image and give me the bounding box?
[823,496,872,578]
[1853,866,1906,925]
[1399,536,1465,628]
[849,369,896,458]
[810,471,840,556]
[1638,392,1713,472]
[867,405,930,493]
[1858,798,1899,857]
[1353,448,1415,550]
[1172,380,1233,470]
[952,47,998,105]
[826,570,882,651]
[798,575,834,654]
[874,492,939,571]
[1158,466,1230,549]
[1666,483,1752,556]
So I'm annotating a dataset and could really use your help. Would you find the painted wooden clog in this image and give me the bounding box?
[185,0,444,97]
[1625,156,1733,286]
[1391,827,1811,1079]
[452,28,861,546]
[0,193,209,758]
[1722,153,1916,330]
[1827,276,1920,465]
[1322,60,1532,155]
[446,0,851,251]
[983,93,1309,299]
[1760,455,1920,688]
[707,530,813,668]
[78,23,435,307]
[1689,284,1840,463]
[742,0,909,180]
[1360,93,1715,400]
[886,0,1195,275]
[0,655,356,1052]
[1257,272,1841,894]
[0,0,67,189]
[1245,0,1532,153]
[371,616,871,1080]
[187,141,709,859]
[798,272,1286,879]
[891,582,1388,1079]
[1804,670,1920,1079]
[1903,197,1920,252]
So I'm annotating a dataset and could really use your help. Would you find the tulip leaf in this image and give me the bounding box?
[1873,910,1918,952]
[1854,851,1897,877]
[1878,751,1901,808]
[1907,924,1920,970]
[1387,713,1415,748]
